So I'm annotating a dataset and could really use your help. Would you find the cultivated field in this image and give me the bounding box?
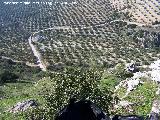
[0,0,160,70]
[110,0,160,25]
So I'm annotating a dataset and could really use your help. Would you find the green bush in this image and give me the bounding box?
[100,75,118,90]
[114,63,133,80]
[24,67,118,119]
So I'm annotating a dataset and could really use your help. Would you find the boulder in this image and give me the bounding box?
[115,78,143,98]
[156,88,160,95]
[55,98,110,120]
[146,100,160,120]
[112,115,144,120]
[148,60,160,83]
[146,112,160,120]
[114,101,133,108]
[126,79,143,92]
[126,63,138,73]
[114,101,134,113]
[8,99,38,113]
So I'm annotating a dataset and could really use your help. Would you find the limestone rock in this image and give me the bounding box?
[151,100,160,114]
[149,60,160,83]
[114,100,133,108]
[146,100,160,120]
[156,88,160,95]
[112,115,144,120]
[126,63,138,73]
[55,99,110,120]
[8,99,38,113]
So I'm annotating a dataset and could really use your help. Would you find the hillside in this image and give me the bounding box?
[0,0,159,70]
[110,0,160,25]
[0,0,160,119]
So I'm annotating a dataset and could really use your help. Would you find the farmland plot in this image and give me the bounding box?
[0,0,160,70]
[0,0,115,66]
[32,23,160,70]
[110,0,160,25]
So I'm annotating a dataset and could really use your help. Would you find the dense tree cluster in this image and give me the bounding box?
[0,57,42,85]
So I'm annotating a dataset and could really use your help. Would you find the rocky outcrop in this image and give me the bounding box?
[146,100,160,120]
[55,99,110,120]
[8,99,38,113]
[149,60,160,83]
[112,115,144,120]
[126,63,139,73]
[114,100,134,113]
[115,78,143,98]
[115,59,160,97]
[115,100,133,108]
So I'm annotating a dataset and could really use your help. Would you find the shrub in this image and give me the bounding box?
[24,67,118,119]
[0,70,19,84]
[100,73,118,89]
[114,63,133,80]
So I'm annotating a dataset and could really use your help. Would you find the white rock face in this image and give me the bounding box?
[126,62,138,73]
[115,59,160,98]
[150,71,160,82]
[132,72,146,79]
[149,60,160,82]
[122,78,143,98]
[151,100,160,114]
[115,78,143,97]
[115,80,127,92]
[126,79,142,92]
[149,60,160,70]
[24,2,30,5]
[115,100,133,108]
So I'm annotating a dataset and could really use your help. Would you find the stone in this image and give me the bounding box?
[149,60,160,83]
[8,99,38,113]
[114,100,133,109]
[126,63,138,73]
[55,98,110,120]
[145,100,160,120]
[146,112,160,120]
[112,115,144,120]
[126,79,142,92]
[156,88,160,95]
[151,100,160,114]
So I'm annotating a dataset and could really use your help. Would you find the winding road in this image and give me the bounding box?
[28,26,71,71]
[28,36,47,71]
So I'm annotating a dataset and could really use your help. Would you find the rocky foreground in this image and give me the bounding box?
[115,59,160,98]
